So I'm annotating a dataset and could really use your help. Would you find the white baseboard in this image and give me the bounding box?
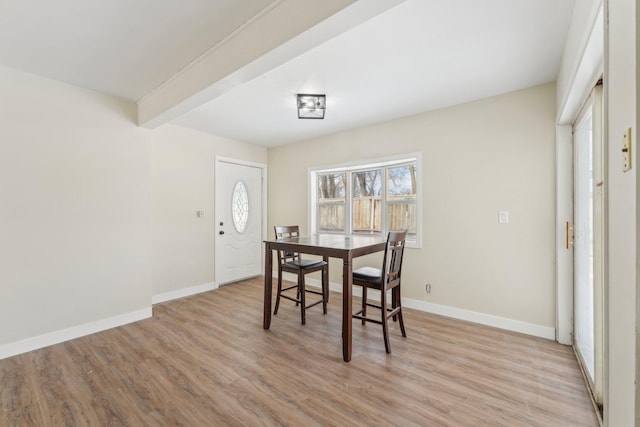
[0,308,152,360]
[152,282,217,304]
[400,298,556,340]
[0,281,219,360]
[286,274,556,340]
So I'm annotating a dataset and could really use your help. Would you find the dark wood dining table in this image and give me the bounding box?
[263,234,387,362]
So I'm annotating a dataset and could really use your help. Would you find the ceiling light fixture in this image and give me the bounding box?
[297,94,326,119]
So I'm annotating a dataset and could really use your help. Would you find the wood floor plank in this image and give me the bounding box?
[0,277,598,426]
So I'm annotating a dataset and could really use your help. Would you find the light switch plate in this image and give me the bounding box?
[623,128,632,172]
[499,211,509,224]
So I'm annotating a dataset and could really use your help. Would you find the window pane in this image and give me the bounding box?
[319,204,345,231]
[352,170,382,197]
[353,198,382,233]
[352,169,382,233]
[388,202,416,235]
[318,173,345,201]
[388,165,416,198]
[231,180,249,233]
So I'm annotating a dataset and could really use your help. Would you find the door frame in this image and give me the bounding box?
[556,123,574,345]
[556,3,604,344]
[214,156,268,287]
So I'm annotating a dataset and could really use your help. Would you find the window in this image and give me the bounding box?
[231,180,249,233]
[310,155,421,247]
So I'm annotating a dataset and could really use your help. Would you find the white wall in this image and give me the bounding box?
[604,0,636,424]
[150,125,266,300]
[0,66,152,352]
[268,84,557,333]
[556,0,639,422]
[556,0,603,123]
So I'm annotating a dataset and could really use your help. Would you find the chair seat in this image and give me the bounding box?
[353,266,382,284]
[283,259,327,270]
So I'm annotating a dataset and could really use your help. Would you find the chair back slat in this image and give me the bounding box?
[382,231,407,288]
[274,225,301,265]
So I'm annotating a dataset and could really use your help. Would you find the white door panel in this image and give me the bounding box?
[215,159,264,286]
[573,84,603,406]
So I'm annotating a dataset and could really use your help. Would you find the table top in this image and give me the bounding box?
[264,234,387,257]
[265,233,385,248]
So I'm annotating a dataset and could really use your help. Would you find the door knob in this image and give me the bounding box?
[219,230,225,235]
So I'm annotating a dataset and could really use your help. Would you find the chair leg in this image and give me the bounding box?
[299,274,306,325]
[322,266,328,314]
[396,287,406,337]
[361,287,367,325]
[274,269,283,315]
[323,256,330,304]
[392,286,398,322]
[381,288,391,354]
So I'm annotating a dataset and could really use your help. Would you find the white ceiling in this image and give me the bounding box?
[0,0,277,100]
[0,0,575,147]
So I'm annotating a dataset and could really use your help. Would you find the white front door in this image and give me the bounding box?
[215,158,264,286]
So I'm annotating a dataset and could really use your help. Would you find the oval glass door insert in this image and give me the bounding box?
[231,180,249,233]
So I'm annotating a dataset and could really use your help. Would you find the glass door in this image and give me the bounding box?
[573,84,603,408]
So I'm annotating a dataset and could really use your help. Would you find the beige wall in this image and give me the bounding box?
[150,125,266,297]
[268,83,557,329]
[0,65,152,346]
[0,65,267,354]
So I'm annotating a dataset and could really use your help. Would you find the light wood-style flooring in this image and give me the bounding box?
[1,277,598,426]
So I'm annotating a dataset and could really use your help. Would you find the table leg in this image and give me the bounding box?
[342,255,353,362]
[263,244,273,329]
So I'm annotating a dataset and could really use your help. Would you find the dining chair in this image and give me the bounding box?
[273,225,328,325]
[352,230,407,353]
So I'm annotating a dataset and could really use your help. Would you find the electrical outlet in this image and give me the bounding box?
[425,283,432,294]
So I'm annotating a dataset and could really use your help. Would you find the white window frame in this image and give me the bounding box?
[309,153,422,248]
